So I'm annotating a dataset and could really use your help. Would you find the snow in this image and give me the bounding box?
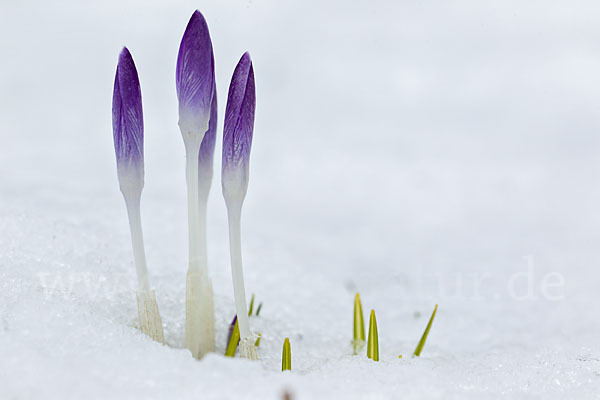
[1,0,600,398]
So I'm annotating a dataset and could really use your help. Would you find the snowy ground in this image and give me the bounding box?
[1,0,600,399]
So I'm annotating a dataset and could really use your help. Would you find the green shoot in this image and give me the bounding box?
[367,310,379,361]
[225,318,240,357]
[248,294,255,316]
[255,302,263,316]
[255,333,262,347]
[353,293,365,354]
[413,304,438,357]
[282,338,291,371]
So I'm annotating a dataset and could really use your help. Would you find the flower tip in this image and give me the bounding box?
[177,10,215,135]
[119,46,131,59]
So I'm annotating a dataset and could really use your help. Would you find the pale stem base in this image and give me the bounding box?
[239,336,258,360]
[136,290,165,343]
[183,138,215,359]
[185,268,215,359]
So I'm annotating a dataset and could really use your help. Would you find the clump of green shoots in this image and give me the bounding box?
[282,338,291,371]
[247,293,262,317]
[367,310,379,361]
[353,293,366,354]
[413,304,438,357]
[225,295,262,357]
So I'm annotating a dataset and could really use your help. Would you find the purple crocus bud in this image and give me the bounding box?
[221,52,255,200]
[176,10,215,137]
[112,47,144,191]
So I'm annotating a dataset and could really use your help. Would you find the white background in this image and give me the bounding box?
[1,1,599,398]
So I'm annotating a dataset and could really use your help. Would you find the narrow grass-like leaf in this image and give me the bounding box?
[255,303,263,316]
[282,338,291,371]
[353,293,365,354]
[254,333,261,347]
[248,294,255,316]
[225,316,240,357]
[413,304,438,357]
[367,310,379,361]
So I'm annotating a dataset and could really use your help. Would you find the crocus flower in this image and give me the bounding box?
[177,10,216,359]
[112,47,165,344]
[222,52,257,360]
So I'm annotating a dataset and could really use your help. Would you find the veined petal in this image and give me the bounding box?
[199,89,217,174]
[198,86,217,199]
[112,47,144,180]
[176,10,215,135]
[222,52,255,186]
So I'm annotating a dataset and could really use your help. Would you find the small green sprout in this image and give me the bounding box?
[255,302,263,316]
[282,338,291,371]
[353,293,365,354]
[225,298,260,357]
[413,304,438,357]
[255,333,262,347]
[248,294,255,316]
[367,309,379,361]
[225,317,240,357]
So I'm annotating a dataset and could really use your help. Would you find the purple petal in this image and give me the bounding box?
[176,11,215,134]
[199,88,217,172]
[222,52,255,179]
[112,47,144,173]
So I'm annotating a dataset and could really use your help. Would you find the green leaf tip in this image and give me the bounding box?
[225,318,240,357]
[353,293,366,354]
[248,294,255,316]
[256,302,263,316]
[367,309,379,361]
[413,304,438,357]
[354,293,365,340]
[255,333,262,347]
[282,338,291,371]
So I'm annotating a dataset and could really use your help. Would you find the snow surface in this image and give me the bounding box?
[1,0,600,399]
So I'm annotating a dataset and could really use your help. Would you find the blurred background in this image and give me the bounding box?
[1,0,599,397]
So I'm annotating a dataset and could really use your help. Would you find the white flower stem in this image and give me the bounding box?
[226,203,251,340]
[122,188,165,343]
[185,146,204,271]
[183,135,215,358]
[123,190,150,292]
